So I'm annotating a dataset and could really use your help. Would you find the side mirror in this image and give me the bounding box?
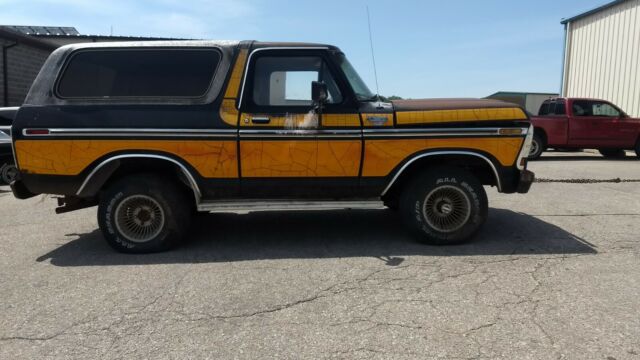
[311,81,328,107]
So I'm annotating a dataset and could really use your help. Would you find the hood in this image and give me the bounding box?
[390,98,528,125]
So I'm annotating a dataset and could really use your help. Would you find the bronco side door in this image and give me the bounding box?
[237,48,362,198]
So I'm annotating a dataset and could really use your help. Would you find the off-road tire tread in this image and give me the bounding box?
[97,174,191,253]
[400,166,488,246]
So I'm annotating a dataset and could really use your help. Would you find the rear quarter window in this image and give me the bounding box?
[56,48,221,99]
[538,102,550,116]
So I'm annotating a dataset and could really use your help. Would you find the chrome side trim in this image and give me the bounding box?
[22,128,237,138]
[198,199,384,212]
[75,154,202,202]
[20,127,527,139]
[381,151,503,196]
[363,127,528,138]
[237,46,330,109]
[239,129,361,139]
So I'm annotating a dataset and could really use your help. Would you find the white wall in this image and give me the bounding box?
[563,0,640,117]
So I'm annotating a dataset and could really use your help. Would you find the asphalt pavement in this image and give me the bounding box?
[0,151,639,359]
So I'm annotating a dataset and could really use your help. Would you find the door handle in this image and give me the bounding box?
[251,117,271,124]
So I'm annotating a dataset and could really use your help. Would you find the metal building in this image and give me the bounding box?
[561,0,640,116]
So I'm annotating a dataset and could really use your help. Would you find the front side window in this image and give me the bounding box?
[252,56,343,107]
[572,100,620,117]
[57,48,221,98]
[592,102,620,117]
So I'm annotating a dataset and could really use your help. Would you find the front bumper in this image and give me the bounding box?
[516,169,535,194]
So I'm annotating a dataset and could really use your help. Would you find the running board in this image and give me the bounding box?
[197,200,385,213]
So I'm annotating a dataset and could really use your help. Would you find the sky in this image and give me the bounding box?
[0,0,609,99]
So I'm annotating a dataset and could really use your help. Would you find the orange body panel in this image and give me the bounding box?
[240,140,361,177]
[362,137,524,177]
[239,113,360,128]
[15,140,238,178]
[321,114,361,127]
[219,49,248,126]
[396,108,527,125]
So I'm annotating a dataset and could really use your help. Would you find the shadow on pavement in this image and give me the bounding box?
[37,208,597,267]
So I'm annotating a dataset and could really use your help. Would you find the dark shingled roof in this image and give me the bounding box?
[0,26,58,50]
[2,25,80,36]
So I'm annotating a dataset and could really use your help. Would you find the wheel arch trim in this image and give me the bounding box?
[75,154,202,202]
[380,150,502,196]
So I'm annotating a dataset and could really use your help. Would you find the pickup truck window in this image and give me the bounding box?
[572,100,620,117]
[252,56,343,106]
[539,102,550,115]
[555,101,566,115]
[57,49,221,99]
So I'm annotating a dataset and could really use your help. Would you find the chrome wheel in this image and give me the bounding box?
[115,195,165,243]
[422,185,471,233]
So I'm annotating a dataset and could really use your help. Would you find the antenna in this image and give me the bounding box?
[366,5,381,102]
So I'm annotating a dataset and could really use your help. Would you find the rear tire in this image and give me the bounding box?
[635,140,640,158]
[400,167,488,245]
[528,133,545,160]
[98,174,192,253]
[599,149,626,158]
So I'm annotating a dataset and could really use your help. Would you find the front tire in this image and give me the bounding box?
[98,174,191,253]
[599,149,626,158]
[400,167,488,245]
[635,140,640,158]
[528,133,545,160]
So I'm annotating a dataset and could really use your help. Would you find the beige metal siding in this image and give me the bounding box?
[563,0,640,117]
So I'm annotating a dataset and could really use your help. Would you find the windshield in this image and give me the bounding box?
[336,53,375,101]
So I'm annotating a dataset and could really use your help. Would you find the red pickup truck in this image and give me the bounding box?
[529,98,640,159]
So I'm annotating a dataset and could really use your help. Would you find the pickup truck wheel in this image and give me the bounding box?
[400,167,488,245]
[634,141,640,158]
[98,174,191,253]
[528,134,545,160]
[598,149,626,158]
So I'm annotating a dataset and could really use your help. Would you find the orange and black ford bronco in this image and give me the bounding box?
[8,40,534,252]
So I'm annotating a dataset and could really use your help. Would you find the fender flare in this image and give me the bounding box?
[75,154,202,202]
[380,150,502,196]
